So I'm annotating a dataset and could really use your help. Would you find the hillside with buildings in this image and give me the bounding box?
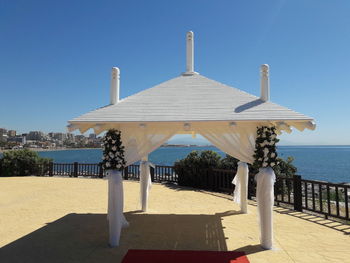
[0,128,102,150]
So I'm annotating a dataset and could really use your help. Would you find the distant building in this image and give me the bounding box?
[75,135,88,145]
[0,128,7,136]
[53,133,66,141]
[27,131,44,141]
[89,133,97,139]
[7,130,16,137]
[0,128,8,142]
[0,135,8,142]
[66,133,75,142]
[7,136,26,144]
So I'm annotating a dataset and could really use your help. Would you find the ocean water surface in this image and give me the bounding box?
[36,146,350,183]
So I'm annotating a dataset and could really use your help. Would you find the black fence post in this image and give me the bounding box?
[208,168,215,191]
[49,162,53,177]
[150,166,155,182]
[293,175,303,212]
[98,162,104,178]
[73,162,78,177]
[124,166,128,180]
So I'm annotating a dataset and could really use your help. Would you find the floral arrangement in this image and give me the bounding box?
[102,129,126,170]
[253,126,279,168]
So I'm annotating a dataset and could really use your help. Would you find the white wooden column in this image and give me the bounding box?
[140,155,152,212]
[255,167,276,249]
[107,169,128,247]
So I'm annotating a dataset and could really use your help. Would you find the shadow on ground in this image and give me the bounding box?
[253,201,350,236]
[162,182,233,201]
[0,210,250,263]
[273,206,350,235]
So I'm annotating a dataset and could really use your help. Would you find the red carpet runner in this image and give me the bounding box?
[122,249,250,263]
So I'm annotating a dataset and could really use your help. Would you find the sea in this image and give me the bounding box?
[35,146,350,183]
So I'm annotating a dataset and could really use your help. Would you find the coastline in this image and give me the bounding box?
[0,147,102,153]
[0,144,213,154]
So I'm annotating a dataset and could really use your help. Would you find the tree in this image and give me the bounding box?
[0,149,52,177]
[274,156,297,178]
[220,154,239,170]
[174,150,222,187]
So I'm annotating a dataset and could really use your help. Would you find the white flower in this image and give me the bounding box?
[106,162,110,167]
[264,157,269,161]
[112,140,116,144]
[271,152,276,158]
[107,136,112,140]
[116,164,121,169]
[258,158,262,161]
[109,152,114,158]
[270,162,275,167]
[112,146,117,151]
[262,162,268,167]
[263,147,269,156]
[271,134,276,140]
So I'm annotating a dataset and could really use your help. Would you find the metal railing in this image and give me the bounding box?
[251,175,350,221]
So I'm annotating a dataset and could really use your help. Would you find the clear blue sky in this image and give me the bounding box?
[0,0,349,145]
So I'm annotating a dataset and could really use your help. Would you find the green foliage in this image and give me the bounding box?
[0,149,52,177]
[273,157,297,195]
[253,126,279,169]
[174,151,239,187]
[102,129,126,170]
[274,156,297,178]
[174,148,298,190]
[220,154,239,170]
[174,150,222,187]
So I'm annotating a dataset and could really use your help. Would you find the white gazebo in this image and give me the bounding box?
[68,31,315,250]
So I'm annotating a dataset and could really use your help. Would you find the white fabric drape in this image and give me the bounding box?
[195,123,257,164]
[232,162,249,213]
[120,124,178,166]
[107,170,129,247]
[196,123,255,215]
[255,167,276,250]
[140,160,153,211]
[107,124,178,247]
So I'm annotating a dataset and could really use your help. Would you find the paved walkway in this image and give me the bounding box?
[1,177,349,263]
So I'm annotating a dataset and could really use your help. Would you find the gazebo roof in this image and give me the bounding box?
[69,73,312,123]
[68,31,315,134]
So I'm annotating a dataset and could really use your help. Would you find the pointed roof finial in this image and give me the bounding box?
[260,64,269,102]
[110,67,120,104]
[182,31,198,76]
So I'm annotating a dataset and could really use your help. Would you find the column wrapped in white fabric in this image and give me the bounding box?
[255,167,276,250]
[107,170,129,247]
[140,160,152,212]
[232,162,249,213]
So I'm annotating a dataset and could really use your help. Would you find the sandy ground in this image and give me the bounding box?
[1,176,350,263]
